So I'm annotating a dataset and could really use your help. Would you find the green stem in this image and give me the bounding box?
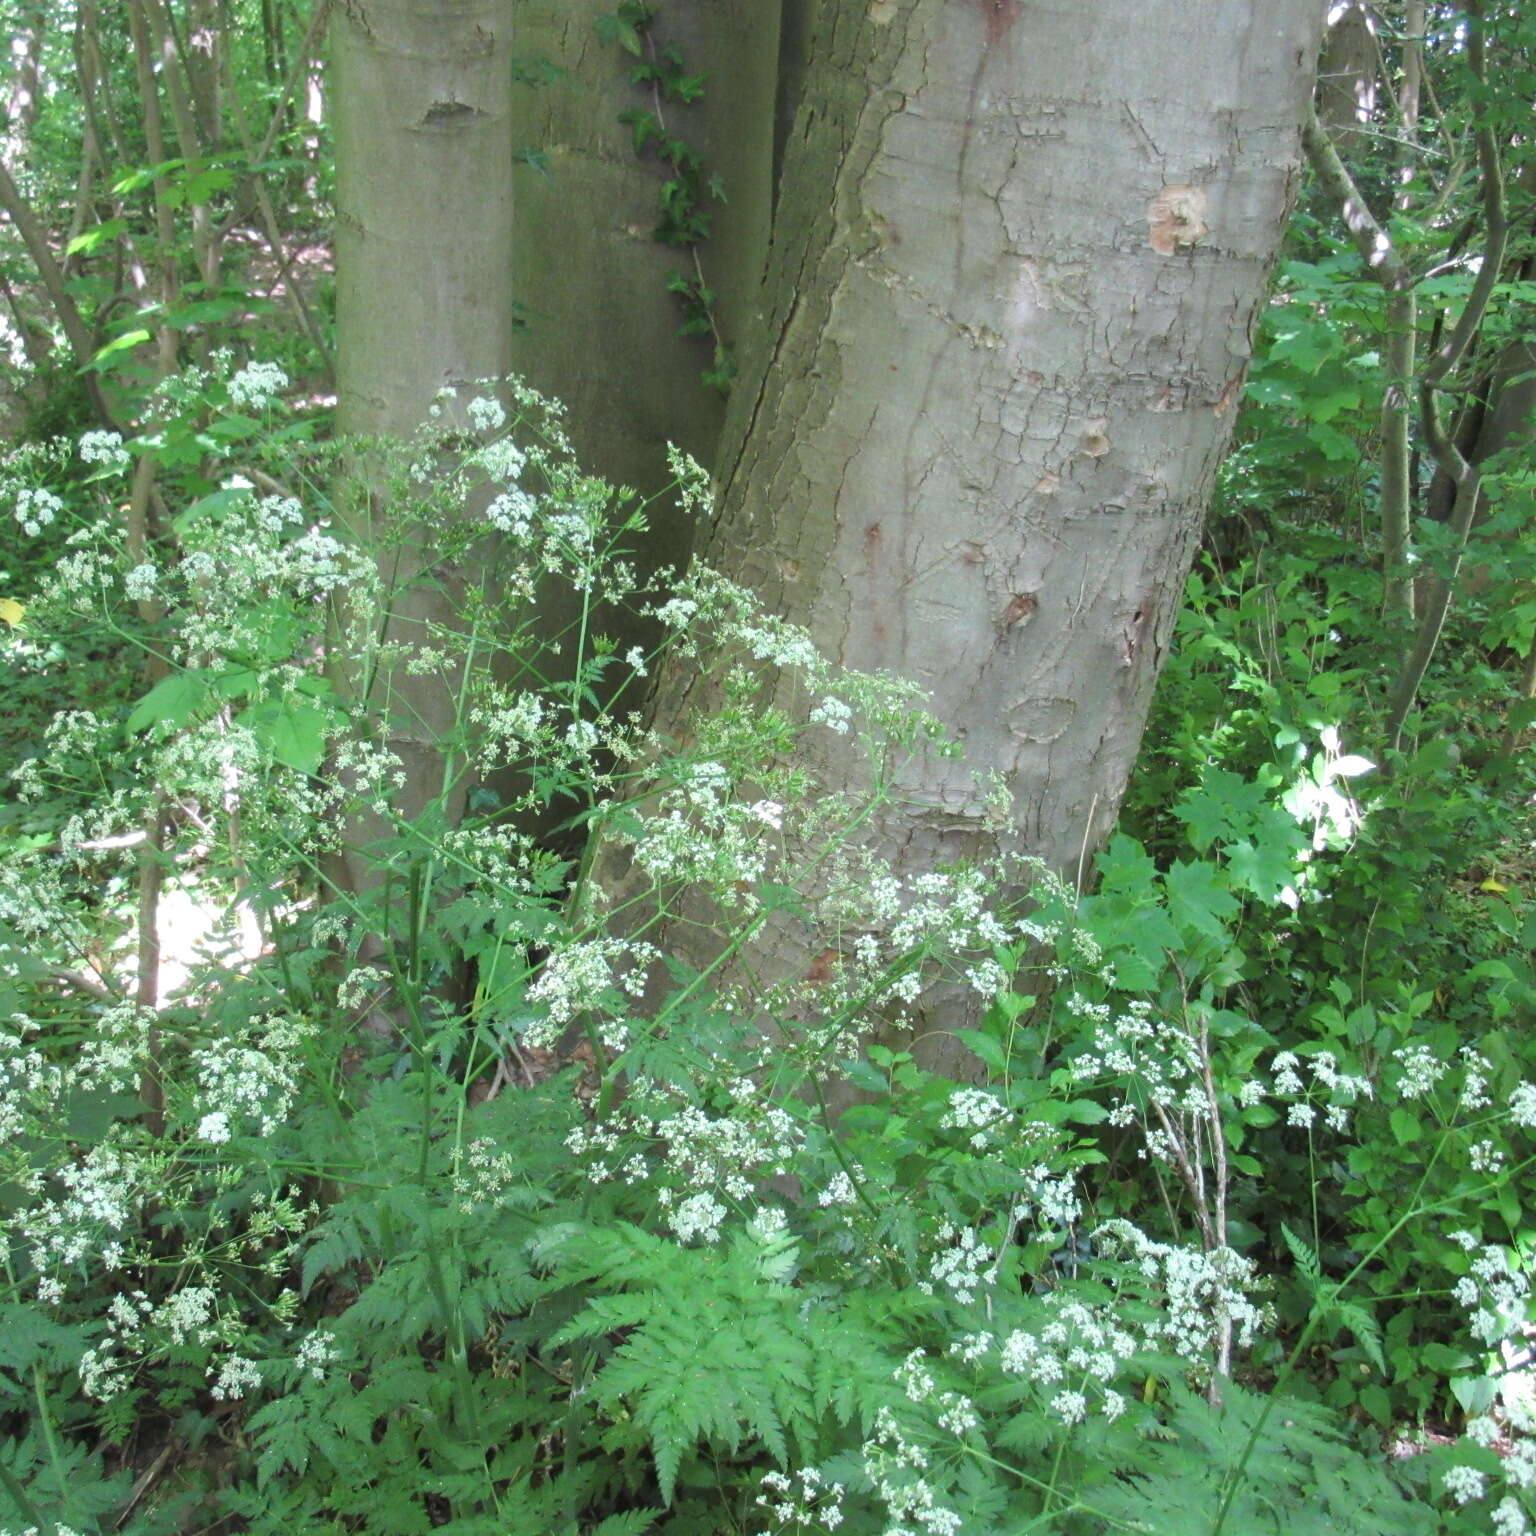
[30,1363,75,1532]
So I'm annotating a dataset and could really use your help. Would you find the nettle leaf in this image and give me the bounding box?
[1164,858,1238,943]
[125,670,214,732]
[235,698,331,774]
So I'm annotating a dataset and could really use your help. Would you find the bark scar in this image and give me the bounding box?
[975,0,1022,44]
[998,591,1038,630]
[419,101,481,129]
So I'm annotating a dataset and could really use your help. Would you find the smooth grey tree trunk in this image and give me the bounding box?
[643,0,1323,1067]
[334,0,515,442]
[330,0,515,885]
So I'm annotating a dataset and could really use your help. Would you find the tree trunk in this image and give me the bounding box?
[641,0,1322,1068]
[506,0,782,557]
[1316,0,1378,147]
[333,0,514,440]
[330,0,515,881]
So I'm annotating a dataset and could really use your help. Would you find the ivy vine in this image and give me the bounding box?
[598,0,734,393]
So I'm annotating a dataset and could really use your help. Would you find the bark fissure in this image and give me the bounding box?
[636,0,1323,1070]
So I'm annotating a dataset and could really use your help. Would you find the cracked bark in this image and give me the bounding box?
[642,0,1323,1073]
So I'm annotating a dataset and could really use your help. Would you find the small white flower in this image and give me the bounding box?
[124,562,158,602]
[1442,1464,1486,1505]
[467,395,507,432]
[197,1111,232,1145]
[1511,1082,1536,1130]
[1493,1498,1529,1536]
[227,360,289,409]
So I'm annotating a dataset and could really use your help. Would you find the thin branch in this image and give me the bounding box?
[1385,3,1509,748]
[212,0,334,243]
[1301,109,1414,291]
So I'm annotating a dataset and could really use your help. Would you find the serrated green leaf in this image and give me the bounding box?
[126,670,213,732]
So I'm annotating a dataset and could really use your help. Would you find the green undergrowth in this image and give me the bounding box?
[0,365,1532,1536]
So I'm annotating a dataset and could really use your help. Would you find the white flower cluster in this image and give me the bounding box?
[79,429,130,471]
[808,861,1021,1024]
[19,1140,144,1276]
[1094,1220,1264,1365]
[567,1091,805,1244]
[78,1284,221,1401]
[651,1101,804,1200]
[1461,1047,1494,1112]
[9,708,107,801]
[1067,993,1205,1121]
[623,759,786,909]
[920,1223,991,1305]
[295,1327,340,1382]
[124,561,158,601]
[451,1136,526,1213]
[1493,1499,1530,1536]
[1512,1082,1536,1130]
[227,359,289,409]
[329,734,407,813]
[468,395,507,433]
[73,1000,153,1094]
[1258,1049,1373,1133]
[996,1297,1137,1423]
[939,1088,1006,1150]
[1443,1464,1487,1505]
[338,964,389,1014]
[756,1467,846,1531]
[11,485,63,536]
[211,1353,263,1401]
[525,935,657,1047]
[192,1013,317,1138]
[0,1014,65,1145]
[895,1348,979,1437]
[485,487,537,537]
[818,1170,859,1208]
[665,1189,729,1244]
[862,1407,963,1536]
[1393,1042,1447,1100]
[1449,1238,1530,1346]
